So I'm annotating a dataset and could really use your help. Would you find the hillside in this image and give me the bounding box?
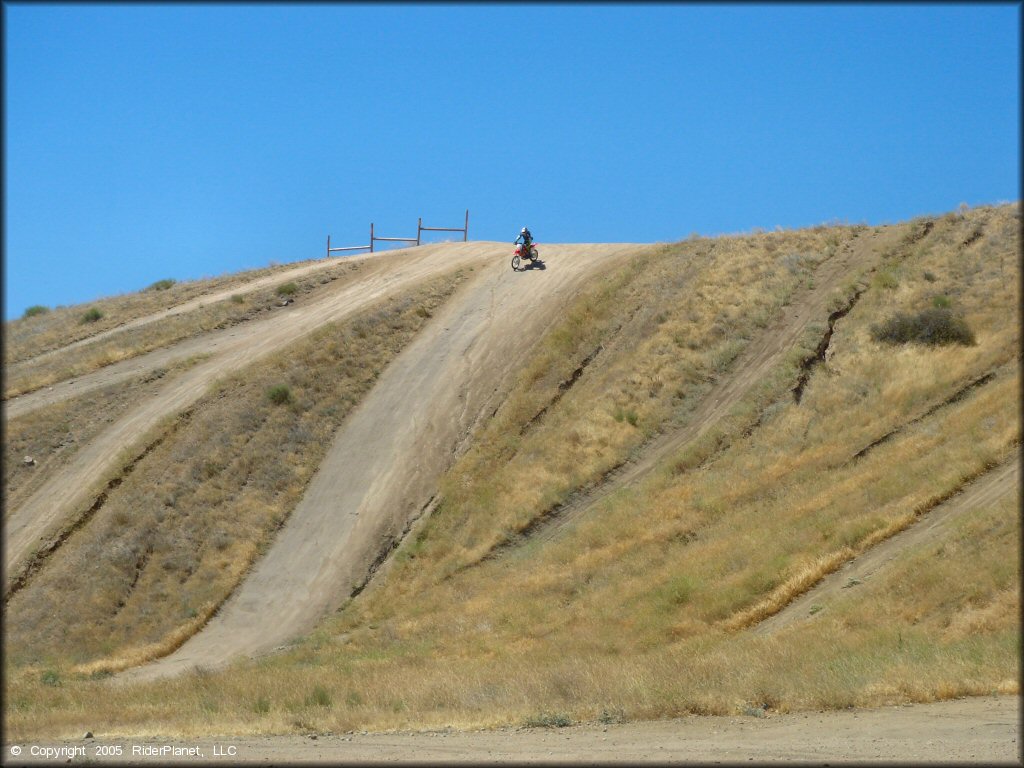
[3,204,1019,739]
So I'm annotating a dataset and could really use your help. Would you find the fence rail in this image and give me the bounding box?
[326,210,469,258]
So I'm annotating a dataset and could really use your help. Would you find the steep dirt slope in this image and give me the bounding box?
[118,243,646,681]
[753,452,1020,636]
[3,242,518,591]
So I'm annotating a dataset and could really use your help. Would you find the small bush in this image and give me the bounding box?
[870,307,975,347]
[612,406,639,426]
[230,294,245,304]
[872,269,899,290]
[23,305,49,318]
[598,707,625,725]
[307,685,332,708]
[147,278,177,291]
[932,295,952,309]
[267,384,293,405]
[253,697,271,714]
[41,670,61,687]
[525,712,573,728]
[923,270,937,282]
[276,282,299,297]
[80,307,103,324]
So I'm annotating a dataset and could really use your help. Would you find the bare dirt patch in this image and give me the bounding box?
[4,695,1017,764]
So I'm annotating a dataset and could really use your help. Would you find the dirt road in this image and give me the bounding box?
[7,255,363,371]
[4,242,524,591]
[5,695,1018,764]
[118,243,646,681]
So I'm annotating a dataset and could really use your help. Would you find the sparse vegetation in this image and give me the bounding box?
[23,305,49,318]
[147,279,177,292]
[524,712,572,728]
[3,258,331,367]
[266,384,293,405]
[80,307,104,324]
[276,282,299,297]
[4,259,366,399]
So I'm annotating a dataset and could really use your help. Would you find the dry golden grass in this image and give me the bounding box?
[4,203,1019,740]
[4,259,326,365]
[4,356,209,514]
[4,268,469,672]
[4,259,368,398]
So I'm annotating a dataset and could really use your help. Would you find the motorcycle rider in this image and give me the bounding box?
[514,227,535,258]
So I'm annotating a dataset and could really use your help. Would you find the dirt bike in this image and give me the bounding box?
[511,242,539,271]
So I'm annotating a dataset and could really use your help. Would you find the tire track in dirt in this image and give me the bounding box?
[2,243,510,592]
[4,257,402,420]
[114,243,648,681]
[478,226,905,560]
[752,453,1020,635]
[8,255,369,370]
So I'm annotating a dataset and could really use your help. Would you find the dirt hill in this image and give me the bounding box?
[4,205,1019,742]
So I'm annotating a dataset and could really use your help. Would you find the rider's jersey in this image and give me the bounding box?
[515,229,533,246]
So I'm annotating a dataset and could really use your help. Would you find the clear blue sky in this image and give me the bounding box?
[4,3,1020,320]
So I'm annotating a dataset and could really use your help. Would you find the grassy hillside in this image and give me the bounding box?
[3,203,1018,739]
[4,257,370,398]
[4,258,326,366]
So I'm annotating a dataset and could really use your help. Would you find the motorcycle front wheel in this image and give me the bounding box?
[511,254,521,271]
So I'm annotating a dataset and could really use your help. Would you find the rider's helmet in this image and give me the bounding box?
[521,227,528,235]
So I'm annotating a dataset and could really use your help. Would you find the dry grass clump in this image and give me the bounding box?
[3,269,468,673]
[4,259,327,365]
[3,357,207,515]
[4,260,369,398]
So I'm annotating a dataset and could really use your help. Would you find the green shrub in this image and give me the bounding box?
[266,384,293,405]
[307,685,332,708]
[872,269,899,290]
[923,270,938,282]
[41,670,61,687]
[147,278,177,291]
[525,712,573,728]
[230,294,245,304]
[276,282,299,297]
[23,305,49,318]
[870,307,975,347]
[80,307,103,324]
[253,697,271,714]
[931,295,952,309]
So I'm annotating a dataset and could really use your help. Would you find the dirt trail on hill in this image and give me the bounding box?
[4,256,404,421]
[7,256,367,371]
[500,226,905,552]
[116,244,644,681]
[7,242,610,592]
[753,453,1020,636]
[7,696,1018,764]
